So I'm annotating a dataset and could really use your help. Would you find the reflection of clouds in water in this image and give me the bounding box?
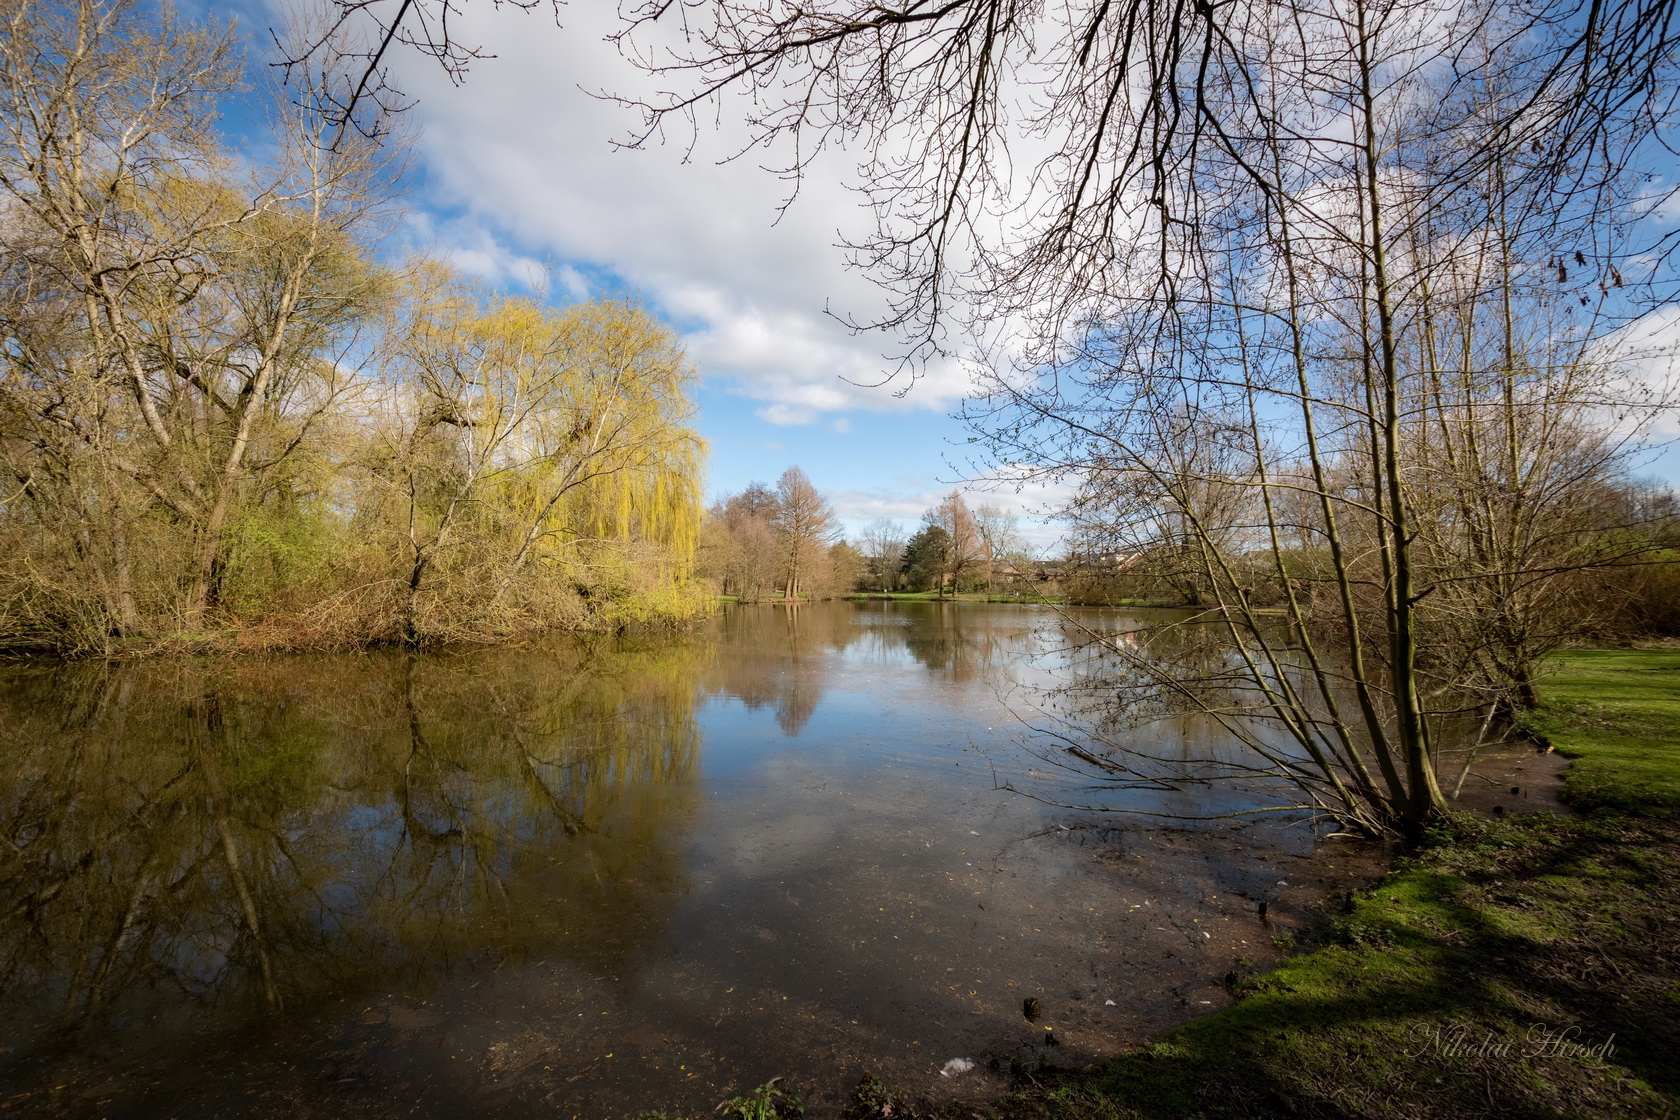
[699,605,1304,833]
[0,603,1375,1118]
[702,604,1049,743]
[697,757,846,879]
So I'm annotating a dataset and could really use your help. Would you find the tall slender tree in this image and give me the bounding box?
[770,467,837,601]
[927,492,984,599]
[609,0,1678,838]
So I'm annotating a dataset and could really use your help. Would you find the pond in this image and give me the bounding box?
[0,602,1384,1118]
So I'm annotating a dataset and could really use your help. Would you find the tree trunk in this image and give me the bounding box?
[109,503,141,636]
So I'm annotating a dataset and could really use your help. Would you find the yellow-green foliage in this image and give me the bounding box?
[0,2,707,654]
[482,294,704,573]
[346,272,710,643]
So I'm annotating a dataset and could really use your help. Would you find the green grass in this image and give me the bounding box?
[1524,649,1680,817]
[853,649,1680,1120]
[637,1080,804,1120]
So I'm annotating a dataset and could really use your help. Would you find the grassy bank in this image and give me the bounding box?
[830,649,1680,1120]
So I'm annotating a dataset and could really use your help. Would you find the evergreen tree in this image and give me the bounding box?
[899,525,951,593]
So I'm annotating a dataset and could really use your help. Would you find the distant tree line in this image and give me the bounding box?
[1062,478,1680,649]
[697,468,859,601]
[270,0,1680,841]
[699,477,1030,600]
[866,493,1031,597]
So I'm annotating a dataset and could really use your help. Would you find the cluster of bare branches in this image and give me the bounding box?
[971,1,1677,834]
[697,468,849,601]
[616,0,1679,836]
[607,0,1679,363]
[272,0,564,146]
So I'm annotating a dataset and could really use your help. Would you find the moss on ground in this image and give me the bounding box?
[860,650,1680,1120]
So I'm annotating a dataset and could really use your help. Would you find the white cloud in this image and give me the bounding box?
[554,264,590,302]
[403,210,552,295]
[826,476,1072,551]
[757,403,817,426]
[1597,305,1680,438]
[828,487,940,525]
[375,4,977,421]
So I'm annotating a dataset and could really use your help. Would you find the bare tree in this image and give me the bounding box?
[826,539,863,596]
[268,0,1680,837]
[770,466,837,601]
[607,0,1671,837]
[285,0,1678,353]
[973,503,1021,592]
[700,483,783,601]
[926,491,984,599]
[859,517,906,591]
[273,0,564,146]
[0,3,714,652]
[964,1,1679,836]
[0,0,388,644]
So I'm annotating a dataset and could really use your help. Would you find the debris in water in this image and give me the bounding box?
[940,1058,977,1077]
[1023,997,1041,1022]
[1104,999,1116,1007]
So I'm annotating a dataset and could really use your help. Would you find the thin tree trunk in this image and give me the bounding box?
[1356,0,1447,833]
[194,695,283,1011]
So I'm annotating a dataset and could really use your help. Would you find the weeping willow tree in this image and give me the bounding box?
[487,298,706,602]
[355,267,708,642]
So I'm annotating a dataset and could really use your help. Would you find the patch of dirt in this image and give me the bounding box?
[1446,741,1571,817]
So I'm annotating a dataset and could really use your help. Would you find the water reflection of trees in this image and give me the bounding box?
[703,603,1037,733]
[0,640,707,1036]
[702,604,846,735]
[898,602,1032,683]
[1007,612,1337,823]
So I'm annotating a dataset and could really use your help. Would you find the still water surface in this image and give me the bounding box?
[0,602,1377,1117]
